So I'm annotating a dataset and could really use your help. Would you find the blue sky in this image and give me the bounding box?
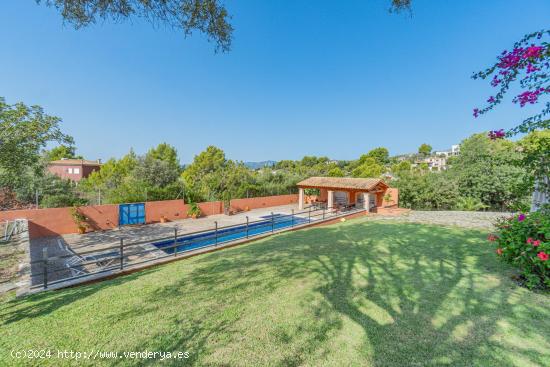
[2,1,550,163]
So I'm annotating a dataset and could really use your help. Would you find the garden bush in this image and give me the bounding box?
[489,210,550,289]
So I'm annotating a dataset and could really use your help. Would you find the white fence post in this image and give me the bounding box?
[531,177,549,212]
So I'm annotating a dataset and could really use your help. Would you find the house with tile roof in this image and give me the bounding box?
[47,158,102,182]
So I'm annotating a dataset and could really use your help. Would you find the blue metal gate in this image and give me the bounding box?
[119,203,145,226]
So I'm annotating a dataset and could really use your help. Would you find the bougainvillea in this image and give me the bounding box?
[490,211,550,289]
[473,30,550,138]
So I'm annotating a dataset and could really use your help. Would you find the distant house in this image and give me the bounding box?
[434,144,460,158]
[47,158,102,182]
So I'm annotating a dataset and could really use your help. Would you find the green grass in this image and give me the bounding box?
[1,219,549,366]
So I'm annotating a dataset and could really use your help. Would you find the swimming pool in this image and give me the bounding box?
[153,214,309,254]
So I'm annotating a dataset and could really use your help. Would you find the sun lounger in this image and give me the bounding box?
[57,239,119,276]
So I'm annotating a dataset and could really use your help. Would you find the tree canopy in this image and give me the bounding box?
[45,145,82,161]
[38,0,233,51]
[33,0,414,53]
[0,97,73,187]
[418,143,432,156]
[145,142,180,171]
[366,147,390,165]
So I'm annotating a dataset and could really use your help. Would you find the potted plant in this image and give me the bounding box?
[70,206,88,234]
[383,192,393,207]
[223,200,231,215]
[188,203,201,219]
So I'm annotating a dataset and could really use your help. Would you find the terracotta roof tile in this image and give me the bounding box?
[297,177,386,191]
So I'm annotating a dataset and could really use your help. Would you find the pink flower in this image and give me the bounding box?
[514,89,545,107]
[523,45,544,59]
[527,238,533,244]
[496,248,503,255]
[488,129,506,140]
[487,234,498,242]
[518,213,526,222]
[533,240,541,247]
[537,252,548,261]
[498,47,524,69]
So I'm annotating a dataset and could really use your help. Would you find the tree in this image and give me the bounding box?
[15,172,86,208]
[0,97,73,188]
[45,145,81,161]
[351,157,383,178]
[366,147,390,165]
[450,133,529,211]
[181,146,227,201]
[327,166,344,177]
[300,156,328,167]
[38,0,233,51]
[145,143,180,172]
[418,143,432,157]
[391,160,411,176]
[519,130,550,186]
[133,156,180,188]
[79,149,139,203]
[394,171,459,210]
[389,0,411,12]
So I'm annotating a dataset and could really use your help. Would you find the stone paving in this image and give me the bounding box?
[368,210,511,230]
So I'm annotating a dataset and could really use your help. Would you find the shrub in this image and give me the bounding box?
[456,196,487,211]
[70,206,89,232]
[489,211,550,289]
[187,202,202,218]
[303,188,319,196]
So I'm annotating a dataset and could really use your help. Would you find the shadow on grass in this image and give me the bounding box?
[165,221,548,366]
[0,267,161,326]
[1,221,548,366]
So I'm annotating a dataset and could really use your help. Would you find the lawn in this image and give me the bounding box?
[1,219,549,366]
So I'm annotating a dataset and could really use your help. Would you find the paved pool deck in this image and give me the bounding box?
[64,203,307,248]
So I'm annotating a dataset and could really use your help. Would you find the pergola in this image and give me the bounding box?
[296,177,390,212]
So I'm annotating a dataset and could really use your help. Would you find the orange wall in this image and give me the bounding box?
[0,199,225,238]
[145,200,223,222]
[145,199,187,222]
[0,197,280,238]
[197,201,224,216]
[0,204,118,238]
[229,194,298,211]
[381,188,399,207]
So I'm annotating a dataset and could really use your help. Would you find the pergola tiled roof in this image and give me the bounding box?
[296,177,388,192]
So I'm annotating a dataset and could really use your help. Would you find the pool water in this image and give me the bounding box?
[153,214,309,254]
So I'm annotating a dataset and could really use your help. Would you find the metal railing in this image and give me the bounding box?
[2,219,26,242]
[31,204,365,290]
